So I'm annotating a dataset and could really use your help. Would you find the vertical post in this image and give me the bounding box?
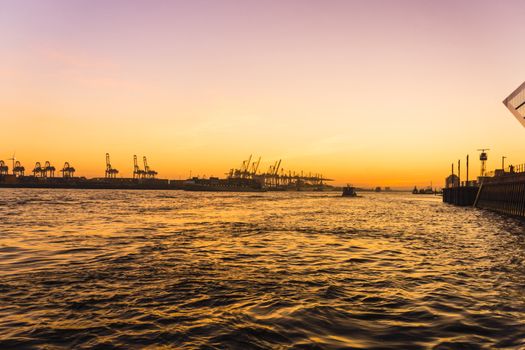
[451,163,454,188]
[458,160,461,187]
[466,155,469,186]
[502,156,506,171]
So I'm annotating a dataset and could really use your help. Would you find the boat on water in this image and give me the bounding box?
[342,185,357,197]
[183,177,267,192]
[412,186,435,194]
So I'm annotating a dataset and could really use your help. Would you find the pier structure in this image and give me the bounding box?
[468,81,525,216]
[474,165,525,217]
[444,81,525,216]
[443,186,479,206]
[227,155,333,190]
[437,151,525,212]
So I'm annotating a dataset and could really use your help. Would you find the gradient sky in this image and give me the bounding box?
[2,0,525,187]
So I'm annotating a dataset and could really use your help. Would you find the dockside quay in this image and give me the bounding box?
[0,154,333,192]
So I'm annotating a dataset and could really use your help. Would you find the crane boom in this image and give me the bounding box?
[274,159,282,176]
[244,155,252,173]
[253,157,261,174]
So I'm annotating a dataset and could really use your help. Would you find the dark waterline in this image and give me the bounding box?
[1,189,525,349]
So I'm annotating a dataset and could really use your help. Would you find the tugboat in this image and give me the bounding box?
[342,185,357,197]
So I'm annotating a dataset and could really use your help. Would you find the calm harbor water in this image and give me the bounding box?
[1,189,525,349]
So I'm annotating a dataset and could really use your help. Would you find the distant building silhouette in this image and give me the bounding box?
[445,174,459,188]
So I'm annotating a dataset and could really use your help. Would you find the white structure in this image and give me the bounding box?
[503,81,525,127]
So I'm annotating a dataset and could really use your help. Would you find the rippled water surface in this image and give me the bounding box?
[1,189,525,349]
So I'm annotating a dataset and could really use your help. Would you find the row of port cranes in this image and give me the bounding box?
[0,157,75,178]
[0,153,157,179]
[227,155,332,188]
[132,155,157,179]
[105,153,158,179]
[32,161,76,178]
[0,154,28,176]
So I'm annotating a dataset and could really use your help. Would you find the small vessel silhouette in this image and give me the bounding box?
[342,185,357,197]
[413,186,434,194]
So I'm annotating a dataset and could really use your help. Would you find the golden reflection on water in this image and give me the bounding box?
[1,189,525,348]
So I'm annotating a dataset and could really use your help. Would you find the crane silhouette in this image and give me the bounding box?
[60,162,76,178]
[105,153,119,178]
[143,156,157,178]
[13,161,25,176]
[0,160,8,175]
[43,161,55,177]
[33,162,44,177]
[133,155,145,179]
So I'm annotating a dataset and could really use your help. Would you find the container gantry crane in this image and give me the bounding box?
[251,157,261,176]
[43,161,55,177]
[13,161,25,176]
[105,153,119,178]
[133,155,145,179]
[33,162,43,177]
[242,155,253,178]
[60,162,75,178]
[229,155,261,179]
[0,160,8,175]
[273,159,282,186]
[143,156,157,178]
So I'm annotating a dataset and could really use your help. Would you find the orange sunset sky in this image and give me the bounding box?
[1,0,525,187]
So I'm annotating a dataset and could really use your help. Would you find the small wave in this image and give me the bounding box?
[1,190,525,348]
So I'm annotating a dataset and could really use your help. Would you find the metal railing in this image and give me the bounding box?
[485,163,525,178]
